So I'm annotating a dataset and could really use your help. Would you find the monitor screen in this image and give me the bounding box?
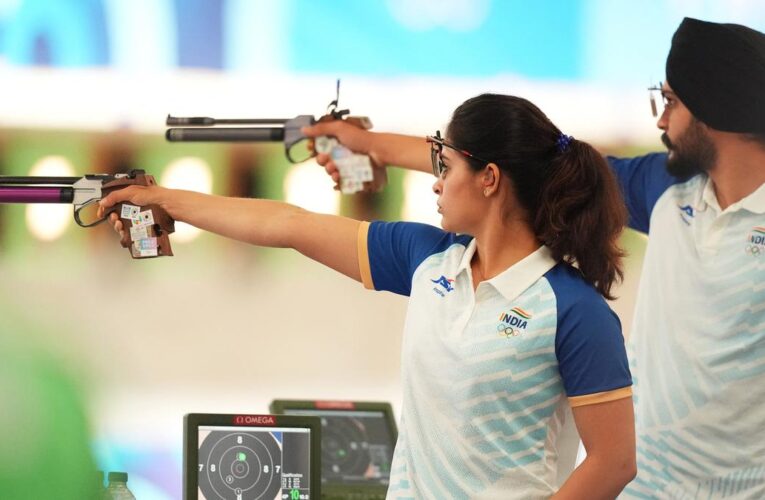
[184,414,321,500]
[278,406,396,487]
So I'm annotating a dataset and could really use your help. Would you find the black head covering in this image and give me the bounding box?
[666,17,765,134]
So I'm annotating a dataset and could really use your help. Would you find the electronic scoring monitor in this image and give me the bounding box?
[184,413,321,500]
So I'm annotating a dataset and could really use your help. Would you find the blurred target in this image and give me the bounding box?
[321,417,371,480]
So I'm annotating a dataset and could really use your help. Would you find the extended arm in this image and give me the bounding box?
[553,398,636,499]
[99,186,362,280]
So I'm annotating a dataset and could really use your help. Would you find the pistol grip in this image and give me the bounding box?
[116,202,175,259]
[104,174,176,259]
[316,115,386,194]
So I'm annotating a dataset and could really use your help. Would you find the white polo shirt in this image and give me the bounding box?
[610,154,765,499]
[357,221,632,499]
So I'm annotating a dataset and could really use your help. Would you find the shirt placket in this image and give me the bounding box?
[695,206,729,257]
[450,268,478,339]
[459,282,495,339]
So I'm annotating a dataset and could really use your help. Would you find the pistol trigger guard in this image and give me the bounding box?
[74,198,109,228]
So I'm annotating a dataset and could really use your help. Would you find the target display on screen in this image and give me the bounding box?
[269,400,397,500]
[312,411,392,484]
[184,414,321,500]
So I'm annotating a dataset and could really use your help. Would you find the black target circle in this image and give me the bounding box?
[198,431,282,500]
[321,417,370,478]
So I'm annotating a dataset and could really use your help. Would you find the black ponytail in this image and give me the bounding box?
[537,138,627,299]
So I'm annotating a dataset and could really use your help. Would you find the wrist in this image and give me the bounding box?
[158,187,188,222]
[368,133,390,168]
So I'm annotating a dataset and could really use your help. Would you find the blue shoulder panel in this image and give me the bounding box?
[545,264,632,396]
[367,221,472,297]
[608,153,683,233]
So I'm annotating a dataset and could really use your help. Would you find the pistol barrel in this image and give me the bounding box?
[165,127,286,142]
[0,176,81,185]
[166,115,289,126]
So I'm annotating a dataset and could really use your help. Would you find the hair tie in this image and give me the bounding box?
[556,134,574,153]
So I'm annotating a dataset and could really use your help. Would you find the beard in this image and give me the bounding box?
[663,119,717,178]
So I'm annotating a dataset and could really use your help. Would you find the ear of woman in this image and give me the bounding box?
[482,163,500,196]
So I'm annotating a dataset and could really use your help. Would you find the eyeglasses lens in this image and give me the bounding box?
[430,142,444,177]
[648,82,666,118]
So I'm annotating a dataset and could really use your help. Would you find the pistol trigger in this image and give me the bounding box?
[103,204,119,219]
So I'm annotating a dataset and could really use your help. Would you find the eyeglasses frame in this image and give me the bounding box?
[648,81,677,118]
[425,130,491,177]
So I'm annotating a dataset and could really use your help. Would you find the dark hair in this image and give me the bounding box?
[446,94,627,299]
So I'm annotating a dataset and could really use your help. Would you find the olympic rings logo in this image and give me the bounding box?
[745,244,764,256]
[497,324,520,338]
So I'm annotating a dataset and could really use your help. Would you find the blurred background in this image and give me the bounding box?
[1,1,764,498]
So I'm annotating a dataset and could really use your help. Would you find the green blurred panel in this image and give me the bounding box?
[258,144,294,201]
[0,131,93,267]
[376,166,406,221]
[136,137,227,193]
[0,291,98,500]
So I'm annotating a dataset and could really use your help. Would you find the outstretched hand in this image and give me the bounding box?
[302,120,388,192]
[97,185,167,246]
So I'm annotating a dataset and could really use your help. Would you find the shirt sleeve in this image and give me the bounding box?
[555,295,633,408]
[607,153,682,233]
[357,221,465,296]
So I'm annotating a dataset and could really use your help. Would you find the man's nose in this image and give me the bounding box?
[657,108,669,130]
